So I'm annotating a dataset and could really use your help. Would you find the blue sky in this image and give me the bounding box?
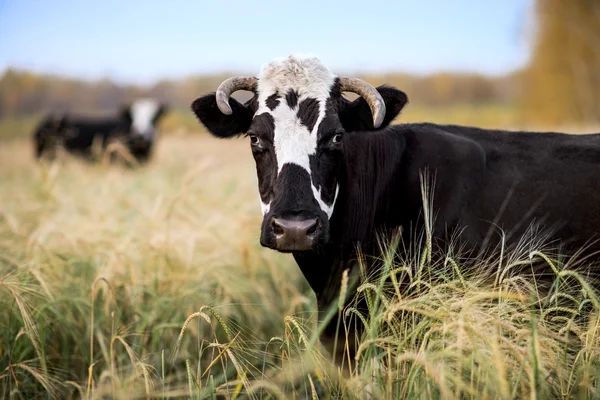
[0,0,533,85]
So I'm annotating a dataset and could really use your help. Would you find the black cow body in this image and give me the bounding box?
[34,99,168,164]
[190,55,600,363]
[297,123,600,314]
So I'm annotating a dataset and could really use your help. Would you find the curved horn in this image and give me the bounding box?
[339,77,386,128]
[216,76,258,115]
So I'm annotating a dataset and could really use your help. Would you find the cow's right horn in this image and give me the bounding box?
[339,77,386,128]
[216,77,258,115]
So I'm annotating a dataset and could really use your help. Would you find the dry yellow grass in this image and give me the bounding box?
[1,132,600,399]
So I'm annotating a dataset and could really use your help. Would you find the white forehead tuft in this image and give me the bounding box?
[257,54,336,103]
[130,98,160,136]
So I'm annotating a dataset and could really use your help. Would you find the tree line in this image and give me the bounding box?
[0,68,516,119]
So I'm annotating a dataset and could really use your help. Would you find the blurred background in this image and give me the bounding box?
[1,0,599,141]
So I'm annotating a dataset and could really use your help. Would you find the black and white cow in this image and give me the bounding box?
[191,55,600,359]
[34,98,168,164]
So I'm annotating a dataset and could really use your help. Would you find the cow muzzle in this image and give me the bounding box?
[264,216,322,252]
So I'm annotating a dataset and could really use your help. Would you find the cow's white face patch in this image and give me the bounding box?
[130,98,160,138]
[254,55,340,218]
[261,201,271,215]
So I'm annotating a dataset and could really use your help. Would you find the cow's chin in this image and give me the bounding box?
[259,212,329,253]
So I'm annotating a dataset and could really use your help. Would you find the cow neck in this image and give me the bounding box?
[292,127,410,313]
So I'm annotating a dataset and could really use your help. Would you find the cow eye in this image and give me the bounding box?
[249,134,260,146]
[332,133,344,144]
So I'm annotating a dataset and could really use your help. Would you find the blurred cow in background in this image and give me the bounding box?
[33,98,169,165]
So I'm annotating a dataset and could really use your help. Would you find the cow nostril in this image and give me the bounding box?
[269,217,320,251]
[272,217,318,237]
[306,220,318,236]
[271,219,285,236]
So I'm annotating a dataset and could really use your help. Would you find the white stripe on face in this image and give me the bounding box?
[270,104,316,174]
[254,55,339,218]
[130,99,160,138]
[312,183,339,218]
[261,198,271,215]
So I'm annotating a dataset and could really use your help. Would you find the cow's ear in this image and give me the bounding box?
[338,85,408,131]
[191,93,255,138]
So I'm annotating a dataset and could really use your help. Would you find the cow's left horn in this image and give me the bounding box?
[339,77,386,128]
[216,77,258,115]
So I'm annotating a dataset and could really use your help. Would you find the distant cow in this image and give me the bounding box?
[34,98,168,164]
[190,55,600,360]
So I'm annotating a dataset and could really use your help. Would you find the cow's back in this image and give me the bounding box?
[62,117,125,152]
[401,123,600,258]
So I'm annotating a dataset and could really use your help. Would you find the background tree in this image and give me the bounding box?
[521,0,600,127]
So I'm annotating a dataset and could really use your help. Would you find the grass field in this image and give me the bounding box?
[1,119,600,399]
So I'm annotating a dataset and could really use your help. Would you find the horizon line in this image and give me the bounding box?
[0,63,525,88]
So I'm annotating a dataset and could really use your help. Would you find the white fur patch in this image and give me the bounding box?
[257,54,336,105]
[130,98,160,138]
[261,200,271,215]
[312,183,340,218]
[269,105,316,173]
[254,55,339,218]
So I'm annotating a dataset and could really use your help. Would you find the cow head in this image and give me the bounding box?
[191,55,407,253]
[120,98,169,142]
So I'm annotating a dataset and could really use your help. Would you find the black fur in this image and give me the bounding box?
[285,123,600,366]
[307,115,346,206]
[266,93,280,111]
[191,94,257,138]
[297,97,320,132]
[286,90,299,109]
[332,80,409,131]
[250,113,277,203]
